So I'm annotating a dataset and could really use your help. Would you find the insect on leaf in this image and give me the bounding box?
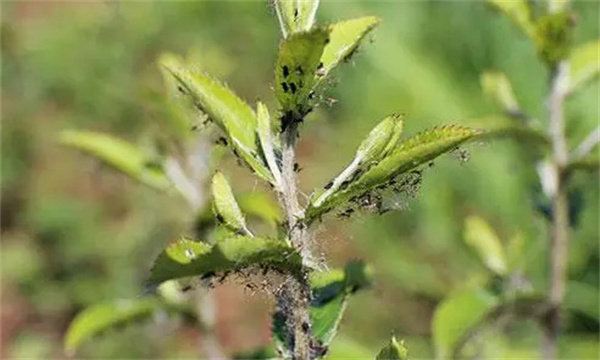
[275,27,330,131]
[480,71,520,115]
[160,56,274,184]
[433,289,499,359]
[463,216,507,275]
[375,336,409,360]
[147,237,302,287]
[567,40,600,96]
[317,16,380,85]
[274,0,320,38]
[59,130,170,191]
[212,172,251,235]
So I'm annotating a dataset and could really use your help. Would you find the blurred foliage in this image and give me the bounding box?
[1,1,598,359]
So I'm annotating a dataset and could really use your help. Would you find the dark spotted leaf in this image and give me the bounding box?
[59,130,170,191]
[148,236,301,287]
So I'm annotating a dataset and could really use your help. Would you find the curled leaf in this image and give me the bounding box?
[59,130,170,191]
[211,172,251,235]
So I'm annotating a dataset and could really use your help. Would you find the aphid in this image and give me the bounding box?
[282,65,290,78]
[301,321,310,333]
[289,82,297,94]
[216,137,228,146]
[181,285,193,292]
[298,80,304,88]
[293,162,302,173]
[177,86,186,94]
[293,8,298,19]
[296,66,304,76]
[215,214,224,224]
[308,91,315,100]
[281,82,289,93]
[324,181,333,190]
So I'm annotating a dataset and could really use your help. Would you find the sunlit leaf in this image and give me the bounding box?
[567,40,600,95]
[274,0,320,38]
[256,101,282,187]
[272,262,372,357]
[64,298,192,354]
[480,71,520,115]
[275,27,330,131]
[375,336,409,360]
[148,237,301,287]
[433,289,499,359]
[160,56,273,183]
[317,16,380,84]
[312,114,403,208]
[487,0,535,38]
[211,172,251,235]
[59,130,170,191]
[308,126,481,219]
[463,216,507,275]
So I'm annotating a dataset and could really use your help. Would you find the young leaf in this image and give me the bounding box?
[567,40,600,96]
[272,261,372,356]
[480,71,520,115]
[236,192,283,229]
[312,115,403,207]
[308,126,481,219]
[463,216,507,276]
[375,336,409,360]
[487,0,535,38]
[160,56,274,183]
[211,172,251,235]
[147,236,302,287]
[317,16,380,84]
[256,102,283,188]
[274,0,320,38]
[275,27,330,131]
[59,130,170,191]
[64,298,192,354]
[433,289,499,359]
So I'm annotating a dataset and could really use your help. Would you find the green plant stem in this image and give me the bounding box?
[277,120,313,360]
[542,60,570,360]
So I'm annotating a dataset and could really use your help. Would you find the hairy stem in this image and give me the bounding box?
[542,60,570,360]
[276,120,313,360]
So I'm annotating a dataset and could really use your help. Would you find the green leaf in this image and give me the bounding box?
[256,101,282,188]
[312,114,403,208]
[308,126,481,219]
[317,16,380,84]
[147,236,302,287]
[236,192,283,229]
[211,172,251,235]
[564,281,599,321]
[59,130,170,191]
[487,0,535,38]
[567,40,600,95]
[274,0,320,38]
[160,56,273,183]
[534,11,575,66]
[273,261,372,357]
[64,297,191,354]
[275,27,330,130]
[433,289,499,359]
[463,216,507,276]
[375,336,409,360]
[480,71,520,115]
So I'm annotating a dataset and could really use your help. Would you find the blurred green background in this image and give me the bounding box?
[1,1,598,359]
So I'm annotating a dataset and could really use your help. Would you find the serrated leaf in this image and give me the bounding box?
[211,172,251,235]
[312,115,403,208]
[148,237,301,287]
[487,0,535,38]
[64,297,190,354]
[273,261,372,357]
[274,0,320,38]
[308,126,481,219]
[433,289,499,359]
[480,71,520,115]
[567,40,600,95]
[317,16,380,84]
[463,216,507,275]
[59,130,170,191]
[375,336,409,360]
[256,102,282,188]
[160,56,273,183]
[236,192,283,228]
[275,27,330,131]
